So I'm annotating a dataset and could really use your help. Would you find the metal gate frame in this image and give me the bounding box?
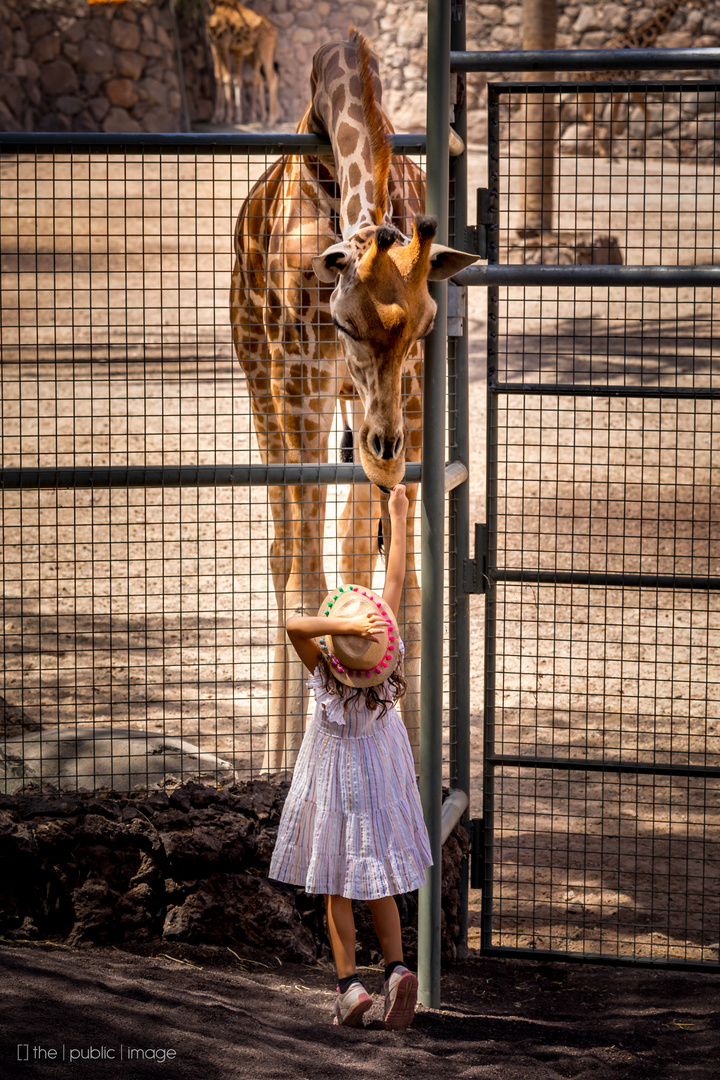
[426,0,720,995]
[0,125,471,1003]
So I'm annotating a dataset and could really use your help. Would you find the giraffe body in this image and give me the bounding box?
[231,33,476,772]
[569,0,705,157]
[208,0,279,126]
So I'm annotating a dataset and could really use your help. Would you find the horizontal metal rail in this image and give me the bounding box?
[0,132,426,153]
[456,265,720,288]
[0,463,426,490]
[491,382,720,400]
[480,946,720,973]
[491,568,720,592]
[441,788,470,846]
[489,753,720,780]
[451,46,720,73]
[0,461,466,492]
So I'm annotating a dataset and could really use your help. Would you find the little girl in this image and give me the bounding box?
[269,484,432,1029]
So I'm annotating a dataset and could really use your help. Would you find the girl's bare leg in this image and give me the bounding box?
[367,896,403,966]
[325,894,357,978]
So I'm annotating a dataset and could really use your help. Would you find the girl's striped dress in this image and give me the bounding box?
[269,645,433,900]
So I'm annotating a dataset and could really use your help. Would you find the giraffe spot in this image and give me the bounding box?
[364,179,374,204]
[348,75,361,99]
[337,121,359,156]
[346,193,361,227]
[347,161,362,190]
[347,103,364,124]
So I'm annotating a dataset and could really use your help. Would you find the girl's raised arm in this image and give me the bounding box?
[286,611,387,672]
[382,484,409,618]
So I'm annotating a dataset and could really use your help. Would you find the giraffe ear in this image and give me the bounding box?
[427,244,478,281]
[312,244,351,282]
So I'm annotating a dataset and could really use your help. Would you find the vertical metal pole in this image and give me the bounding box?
[448,0,470,959]
[481,85,500,952]
[419,0,451,1010]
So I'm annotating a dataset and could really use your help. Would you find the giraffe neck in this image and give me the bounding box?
[305,39,392,240]
[622,0,687,48]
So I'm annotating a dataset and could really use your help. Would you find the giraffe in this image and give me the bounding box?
[570,0,706,157]
[207,0,279,127]
[230,31,477,773]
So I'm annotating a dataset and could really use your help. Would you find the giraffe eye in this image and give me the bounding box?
[334,318,359,341]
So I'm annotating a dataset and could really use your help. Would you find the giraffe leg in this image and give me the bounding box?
[581,90,608,159]
[606,91,627,158]
[210,40,231,125]
[256,30,279,126]
[231,53,244,125]
[266,352,336,772]
[630,89,648,158]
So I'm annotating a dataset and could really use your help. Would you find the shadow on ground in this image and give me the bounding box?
[1,942,718,1079]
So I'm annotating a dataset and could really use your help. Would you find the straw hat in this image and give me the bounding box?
[317,584,401,688]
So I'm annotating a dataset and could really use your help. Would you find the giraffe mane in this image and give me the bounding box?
[349,27,391,227]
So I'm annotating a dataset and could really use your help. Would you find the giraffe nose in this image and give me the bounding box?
[370,431,404,461]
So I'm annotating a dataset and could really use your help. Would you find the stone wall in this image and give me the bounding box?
[0,0,186,133]
[0,778,469,965]
[2,1,719,135]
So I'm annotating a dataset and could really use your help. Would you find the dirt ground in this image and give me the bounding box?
[1,939,719,1080]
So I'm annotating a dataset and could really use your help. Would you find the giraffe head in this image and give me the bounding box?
[312,216,476,488]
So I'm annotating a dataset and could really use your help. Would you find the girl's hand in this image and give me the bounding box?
[343,611,388,641]
[388,484,408,519]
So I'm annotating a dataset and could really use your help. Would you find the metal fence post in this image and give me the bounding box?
[448,0,471,959]
[418,0,451,1010]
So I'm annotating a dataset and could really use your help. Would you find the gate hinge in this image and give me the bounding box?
[465,188,492,259]
[470,817,485,890]
[464,522,488,594]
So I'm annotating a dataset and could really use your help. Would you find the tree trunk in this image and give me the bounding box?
[519,0,557,235]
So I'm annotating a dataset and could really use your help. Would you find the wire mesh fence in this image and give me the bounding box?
[0,136,431,796]
[482,81,720,967]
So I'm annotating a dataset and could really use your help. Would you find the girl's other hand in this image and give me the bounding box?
[344,611,388,641]
[388,484,408,519]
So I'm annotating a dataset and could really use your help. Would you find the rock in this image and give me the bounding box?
[83,73,103,96]
[31,33,61,65]
[142,106,177,133]
[115,50,145,80]
[163,872,317,964]
[25,13,52,40]
[87,96,110,123]
[139,40,164,60]
[0,727,236,794]
[138,76,168,107]
[40,58,78,96]
[56,95,84,117]
[109,20,141,53]
[105,78,139,110]
[36,111,71,132]
[78,38,114,76]
[574,5,602,34]
[0,99,21,131]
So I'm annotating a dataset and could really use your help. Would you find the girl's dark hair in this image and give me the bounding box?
[316,650,407,720]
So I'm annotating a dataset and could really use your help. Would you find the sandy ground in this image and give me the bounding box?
[1,126,719,969]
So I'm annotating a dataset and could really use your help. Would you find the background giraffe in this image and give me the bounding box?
[207,0,279,126]
[570,0,706,157]
[230,31,476,772]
